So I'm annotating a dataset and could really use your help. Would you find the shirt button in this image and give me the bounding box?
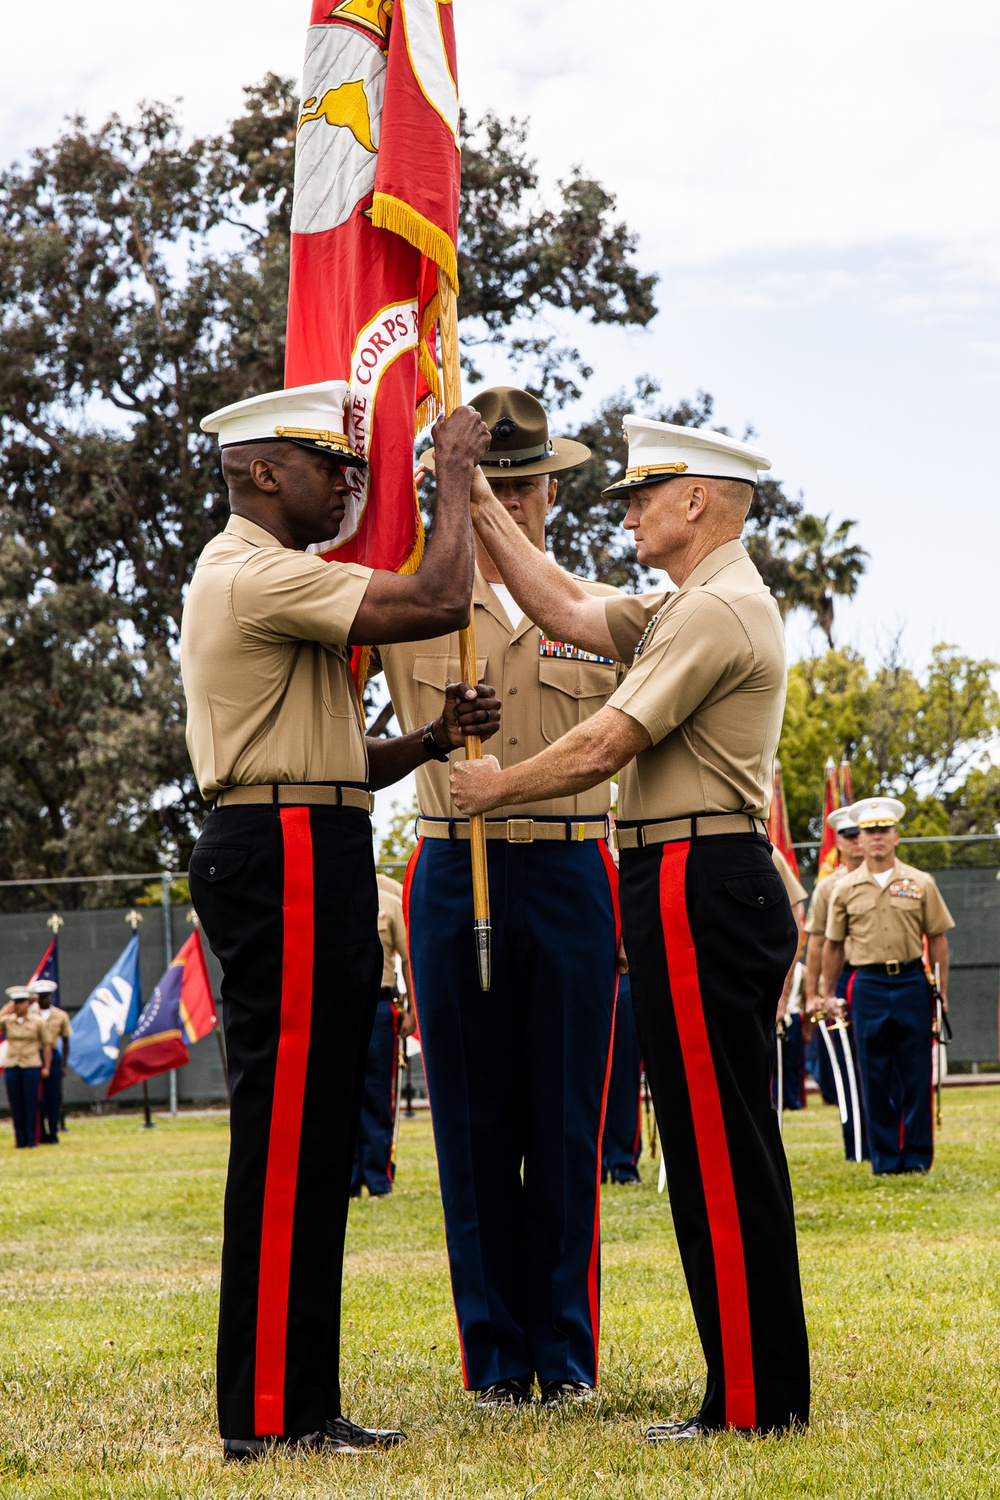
[509,736,518,745]
[574,686,582,695]
[209,866,216,875]
[509,686,518,695]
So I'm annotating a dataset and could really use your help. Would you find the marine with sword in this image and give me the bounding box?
[805,805,868,1161]
[822,798,954,1175]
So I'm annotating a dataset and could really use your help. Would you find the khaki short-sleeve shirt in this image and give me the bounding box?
[0,1012,46,1068]
[376,874,409,986]
[181,516,374,799]
[603,541,787,822]
[825,859,955,963]
[772,849,807,907]
[40,1006,71,1047]
[806,867,845,936]
[376,569,623,819]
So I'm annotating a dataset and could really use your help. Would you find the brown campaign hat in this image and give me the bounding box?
[422,387,590,478]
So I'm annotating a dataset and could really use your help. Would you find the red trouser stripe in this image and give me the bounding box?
[659,841,756,1430]
[254,807,315,1435]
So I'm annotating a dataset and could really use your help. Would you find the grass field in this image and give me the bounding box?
[1,1090,998,1499]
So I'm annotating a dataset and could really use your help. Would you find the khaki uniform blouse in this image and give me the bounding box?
[603,542,787,823]
[772,849,807,907]
[376,874,409,987]
[376,569,622,819]
[181,516,374,799]
[825,860,955,964]
[0,1012,46,1069]
[40,1006,72,1047]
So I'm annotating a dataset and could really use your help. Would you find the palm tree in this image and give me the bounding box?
[785,514,868,649]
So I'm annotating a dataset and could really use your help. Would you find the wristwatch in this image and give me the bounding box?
[421,723,450,762]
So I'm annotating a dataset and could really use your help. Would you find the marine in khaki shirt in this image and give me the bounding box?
[375,569,621,821]
[453,417,810,1437]
[0,1009,49,1070]
[182,515,374,797]
[40,1005,72,1051]
[825,859,954,965]
[397,387,624,1406]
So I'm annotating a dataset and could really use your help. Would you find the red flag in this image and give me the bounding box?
[174,930,217,1044]
[817,757,840,880]
[285,0,461,616]
[768,761,800,880]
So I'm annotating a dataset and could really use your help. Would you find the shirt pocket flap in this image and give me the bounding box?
[190,844,249,882]
[411,655,489,691]
[724,872,787,911]
[538,658,617,699]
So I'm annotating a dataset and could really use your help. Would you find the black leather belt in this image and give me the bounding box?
[856,958,922,976]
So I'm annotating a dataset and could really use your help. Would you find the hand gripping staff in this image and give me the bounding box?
[438,269,491,990]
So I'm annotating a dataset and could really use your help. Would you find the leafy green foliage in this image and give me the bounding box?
[779,643,1000,864]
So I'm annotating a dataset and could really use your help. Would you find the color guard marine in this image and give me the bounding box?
[181,380,495,1461]
[374,388,624,1407]
[453,414,811,1438]
[32,978,71,1144]
[805,806,869,1160]
[1,987,51,1148]
[822,798,954,1175]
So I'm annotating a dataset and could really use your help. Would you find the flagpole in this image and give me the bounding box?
[438,267,491,991]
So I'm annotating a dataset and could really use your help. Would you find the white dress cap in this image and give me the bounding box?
[28,979,58,995]
[5,986,32,1001]
[200,380,364,466]
[604,415,771,496]
[846,796,906,828]
[827,806,861,834]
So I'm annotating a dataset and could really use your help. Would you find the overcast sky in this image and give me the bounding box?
[3,1,999,837]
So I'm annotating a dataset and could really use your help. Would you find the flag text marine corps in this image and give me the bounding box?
[181,382,492,1461]
[452,416,811,1438]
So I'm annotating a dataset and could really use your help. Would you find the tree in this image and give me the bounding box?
[781,514,868,648]
[778,643,1000,867]
[377,795,420,871]
[0,84,659,900]
[457,111,658,406]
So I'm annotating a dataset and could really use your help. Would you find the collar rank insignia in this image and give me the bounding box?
[539,636,615,665]
[888,878,922,899]
[634,612,662,658]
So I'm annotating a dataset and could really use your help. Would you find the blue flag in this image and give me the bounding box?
[70,934,143,1085]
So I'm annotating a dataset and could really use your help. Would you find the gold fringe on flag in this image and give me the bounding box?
[371,192,458,292]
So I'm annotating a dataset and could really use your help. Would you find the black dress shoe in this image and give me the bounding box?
[539,1380,595,1406]
[324,1415,406,1449]
[223,1431,336,1462]
[645,1418,709,1442]
[475,1377,533,1407]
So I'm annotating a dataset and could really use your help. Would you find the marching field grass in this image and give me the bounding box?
[0,1091,998,1500]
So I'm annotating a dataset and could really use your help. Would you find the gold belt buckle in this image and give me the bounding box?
[507,818,534,843]
[886,960,901,976]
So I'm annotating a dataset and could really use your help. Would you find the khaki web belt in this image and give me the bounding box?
[214,784,375,813]
[614,813,767,849]
[417,817,610,844]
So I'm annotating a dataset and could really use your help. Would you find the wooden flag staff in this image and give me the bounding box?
[438,266,491,990]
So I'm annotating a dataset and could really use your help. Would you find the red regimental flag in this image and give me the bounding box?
[817,757,840,881]
[285,0,460,623]
[768,761,801,881]
[175,930,217,1044]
